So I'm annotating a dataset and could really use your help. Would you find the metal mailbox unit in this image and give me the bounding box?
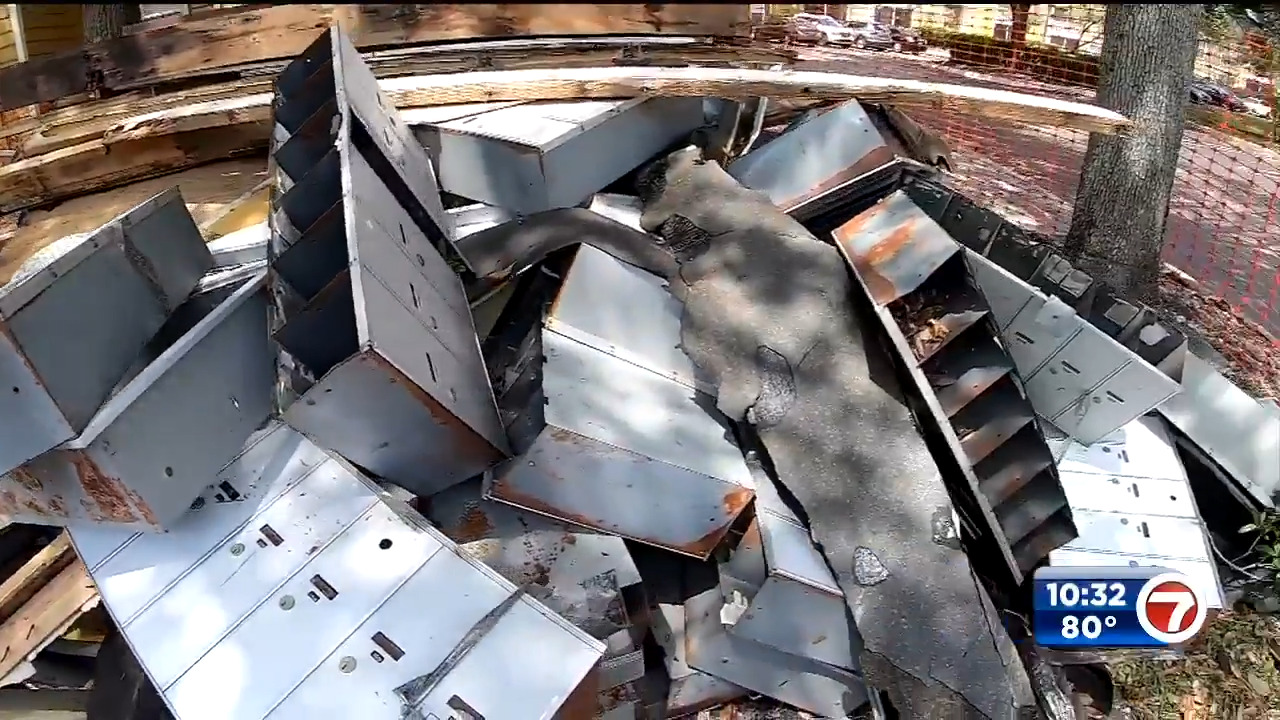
[0,189,213,477]
[1047,414,1226,609]
[415,97,706,215]
[484,243,755,559]
[899,175,1184,444]
[1159,353,1280,508]
[69,423,604,720]
[833,190,1077,582]
[1,273,274,530]
[266,28,508,497]
[650,602,748,716]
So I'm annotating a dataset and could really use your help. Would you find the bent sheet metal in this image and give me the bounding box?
[69,423,604,720]
[425,479,646,713]
[484,243,755,559]
[0,189,212,477]
[267,28,507,497]
[700,456,868,716]
[832,189,1077,582]
[1,272,273,531]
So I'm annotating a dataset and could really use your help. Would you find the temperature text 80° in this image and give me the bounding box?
[1061,614,1118,640]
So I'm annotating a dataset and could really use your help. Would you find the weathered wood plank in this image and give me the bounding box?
[0,157,268,286]
[2,38,789,159]
[372,66,1132,134]
[0,560,98,682]
[0,4,750,111]
[0,64,1128,214]
[0,533,73,624]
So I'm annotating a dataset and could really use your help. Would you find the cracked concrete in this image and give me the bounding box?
[637,146,1035,719]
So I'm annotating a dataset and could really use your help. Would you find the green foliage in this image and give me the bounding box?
[1239,508,1280,590]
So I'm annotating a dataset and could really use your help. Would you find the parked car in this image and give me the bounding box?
[1240,97,1273,119]
[844,20,896,51]
[1189,79,1250,113]
[882,24,928,53]
[791,13,859,46]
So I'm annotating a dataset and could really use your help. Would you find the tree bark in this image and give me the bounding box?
[1063,4,1202,300]
[83,4,142,44]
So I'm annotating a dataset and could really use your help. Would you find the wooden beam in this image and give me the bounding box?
[0,65,1128,214]
[371,66,1132,134]
[0,4,750,111]
[7,4,26,63]
[0,124,266,213]
[0,533,73,624]
[4,38,789,159]
[1,157,268,294]
[0,560,98,682]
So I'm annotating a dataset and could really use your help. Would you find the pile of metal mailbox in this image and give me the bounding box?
[1,25,1266,720]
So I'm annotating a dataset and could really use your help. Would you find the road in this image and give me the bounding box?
[793,45,1280,337]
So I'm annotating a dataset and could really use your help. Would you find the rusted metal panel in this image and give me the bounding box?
[484,244,755,559]
[833,190,1077,582]
[900,174,1188,380]
[69,424,604,719]
[424,478,648,692]
[722,462,857,672]
[267,28,507,497]
[0,273,274,531]
[651,602,749,716]
[0,189,213,477]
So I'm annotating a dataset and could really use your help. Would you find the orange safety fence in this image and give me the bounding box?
[762,4,1279,345]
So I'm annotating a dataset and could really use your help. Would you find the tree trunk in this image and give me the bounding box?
[1062,4,1201,300]
[83,4,141,44]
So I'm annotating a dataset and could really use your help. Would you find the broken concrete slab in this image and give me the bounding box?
[637,146,1035,719]
[415,97,705,215]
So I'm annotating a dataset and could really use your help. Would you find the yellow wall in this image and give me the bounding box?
[19,4,83,60]
[0,6,18,68]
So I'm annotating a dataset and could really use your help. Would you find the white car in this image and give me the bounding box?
[1241,97,1273,119]
[793,13,858,46]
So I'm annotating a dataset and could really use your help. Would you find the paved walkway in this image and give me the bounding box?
[795,46,1280,337]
